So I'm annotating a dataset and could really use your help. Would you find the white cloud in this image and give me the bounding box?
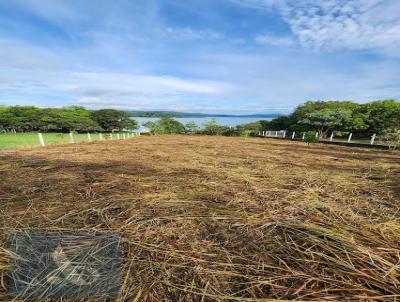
[284,0,400,53]
[233,0,400,54]
[255,34,295,47]
[161,27,222,40]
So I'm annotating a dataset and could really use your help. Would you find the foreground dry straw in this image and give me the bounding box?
[0,135,399,301]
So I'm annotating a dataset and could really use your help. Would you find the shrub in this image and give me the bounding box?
[144,117,185,134]
[381,129,400,149]
[304,131,319,144]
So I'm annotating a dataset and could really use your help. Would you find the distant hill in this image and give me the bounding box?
[128,110,281,118]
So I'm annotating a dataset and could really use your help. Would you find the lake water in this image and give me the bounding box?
[131,117,272,132]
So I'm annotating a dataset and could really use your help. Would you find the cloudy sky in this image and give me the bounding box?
[0,0,399,114]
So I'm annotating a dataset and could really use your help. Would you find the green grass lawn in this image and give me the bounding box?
[0,132,129,149]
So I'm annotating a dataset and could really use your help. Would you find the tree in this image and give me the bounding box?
[93,109,138,131]
[0,106,12,131]
[202,118,219,135]
[202,118,237,136]
[289,101,360,131]
[357,100,400,134]
[144,117,185,134]
[185,121,199,133]
[40,107,101,132]
[265,116,293,131]
[0,106,43,131]
[299,108,353,137]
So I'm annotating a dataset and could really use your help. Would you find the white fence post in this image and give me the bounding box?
[99,133,103,140]
[302,133,305,140]
[275,131,278,137]
[123,133,126,139]
[329,132,334,142]
[117,133,120,139]
[315,132,318,138]
[283,131,286,138]
[69,132,74,143]
[87,133,91,141]
[292,131,295,139]
[347,133,353,143]
[370,133,376,145]
[38,133,45,146]
[138,132,141,136]
[110,133,113,139]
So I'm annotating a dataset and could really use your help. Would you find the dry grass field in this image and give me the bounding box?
[0,135,399,301]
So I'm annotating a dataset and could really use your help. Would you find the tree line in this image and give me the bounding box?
[1,100,399,139]
[0,106,138,132]
[256,99,399,137]
[144,100,399,137]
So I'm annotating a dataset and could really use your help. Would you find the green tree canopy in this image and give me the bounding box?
[290,101,361,131]
[263,116,294,131]
[271,100,399,134]
[93,109,138,131]
[299,108,353,136]
[0,106,43,131]
[357,100,400,134]
[144,117,185,134]
[40,107,101,131]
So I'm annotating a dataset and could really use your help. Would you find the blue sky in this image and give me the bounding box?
[0,0,399,114]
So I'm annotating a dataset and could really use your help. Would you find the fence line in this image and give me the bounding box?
[257,130,382,148]
[34,131,141,148]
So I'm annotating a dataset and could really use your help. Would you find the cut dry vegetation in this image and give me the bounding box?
[0,135,399,301]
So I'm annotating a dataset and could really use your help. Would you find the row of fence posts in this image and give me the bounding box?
[37,132,140,147]
[258,131,377,145]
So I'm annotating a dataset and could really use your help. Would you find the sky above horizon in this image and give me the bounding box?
[0,0,399,114]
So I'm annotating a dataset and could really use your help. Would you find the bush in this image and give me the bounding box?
[144,117,185,134]
[201,119,237,136]
[184,121,199,134]
[381,129,400,149]
[304,131,319,144]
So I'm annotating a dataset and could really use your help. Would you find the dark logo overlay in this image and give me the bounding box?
[8,232,123,299]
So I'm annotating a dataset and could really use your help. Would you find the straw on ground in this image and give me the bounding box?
[0,135,399,301]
